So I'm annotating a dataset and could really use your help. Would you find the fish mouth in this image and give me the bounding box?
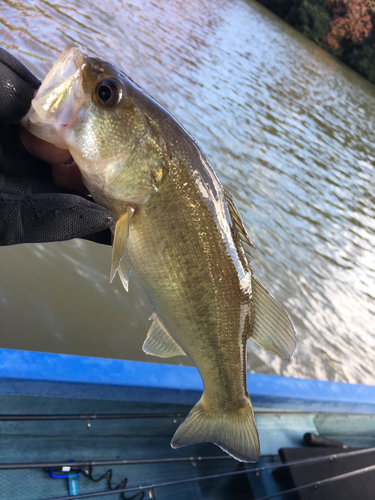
[21,44,87,149]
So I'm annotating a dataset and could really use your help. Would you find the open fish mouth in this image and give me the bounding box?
[21,44,87,148]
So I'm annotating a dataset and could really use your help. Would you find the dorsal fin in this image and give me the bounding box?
[250,275,297,360]
[223,189,255,263]
[143,313,186,358]
[223,191,296,360]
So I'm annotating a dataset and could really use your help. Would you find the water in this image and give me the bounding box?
[0,0,374,384]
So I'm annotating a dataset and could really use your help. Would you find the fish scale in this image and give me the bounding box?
[22,44,296,462]
[128,160,246,350]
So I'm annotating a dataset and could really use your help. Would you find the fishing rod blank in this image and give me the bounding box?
[0,412,188,421]
[36,461,375,500]
[0,455,231,469]
[255,463,375,500]
[0,445,373,471]
[0,409,324,421]
[7,447,374,500]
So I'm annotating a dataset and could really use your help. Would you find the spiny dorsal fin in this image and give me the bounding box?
[110,206,133,283]
[143,313,186,358]
[250,275,296,360]
[223,189,255,263]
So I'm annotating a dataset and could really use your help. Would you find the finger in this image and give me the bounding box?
[20,126,73,164]
[0,192,114,245]
[0,48,40,125]
[82,229,112,245]
[0,173,62,195]
[51,161,88,194]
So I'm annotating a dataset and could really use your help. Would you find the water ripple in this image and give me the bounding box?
[0,0,374,383]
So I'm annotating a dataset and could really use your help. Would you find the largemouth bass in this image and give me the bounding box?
[22,45,296,462]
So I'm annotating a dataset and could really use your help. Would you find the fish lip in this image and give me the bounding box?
[21,44,88,147]
[40,44,87,92]
[30,44,87,119]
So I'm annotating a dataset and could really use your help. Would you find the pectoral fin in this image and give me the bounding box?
[110,206,133,283]
[118,259,130,292]
[250,275,296,360]
[143,313,186,357]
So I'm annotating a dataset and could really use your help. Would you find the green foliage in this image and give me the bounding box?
[286,0,331,41]
[258,0,295,19]
[346,44,375,82]
[336,10,375,82]
[340,12,375,82]
[258,0,375,85]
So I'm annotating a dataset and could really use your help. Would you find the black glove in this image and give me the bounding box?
[0,48,113,246]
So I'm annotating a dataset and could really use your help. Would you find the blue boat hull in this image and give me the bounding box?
[0,348,374,500]
[0,348,374,414]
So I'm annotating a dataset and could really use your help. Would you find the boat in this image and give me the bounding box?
[0,347,374,500]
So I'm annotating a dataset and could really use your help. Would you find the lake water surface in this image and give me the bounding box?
[1,0,374,384]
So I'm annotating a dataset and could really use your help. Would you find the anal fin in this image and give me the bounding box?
[143,313,186,358]
[250,275,297,360]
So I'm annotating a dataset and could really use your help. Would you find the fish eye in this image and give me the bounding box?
[95,79,122,107]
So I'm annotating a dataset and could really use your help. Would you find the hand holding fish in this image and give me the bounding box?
[0,48,113,246]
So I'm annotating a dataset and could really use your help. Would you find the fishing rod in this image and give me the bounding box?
[1,446,373,499]
[36,466,283,500]
[0,409,325,421]
[36,457,375,500]
[0,412,188,421]
[255,463,375,500]
[0,445,373,471]
[0,455,232,469]
[3,443,375,471]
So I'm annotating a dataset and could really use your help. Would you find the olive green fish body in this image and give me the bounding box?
[126,161,251,405]
[22,45,297,462]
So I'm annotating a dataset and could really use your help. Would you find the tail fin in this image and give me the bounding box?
[170,395,260,462]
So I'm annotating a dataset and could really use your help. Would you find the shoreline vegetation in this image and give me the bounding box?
[257,0,375,84]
